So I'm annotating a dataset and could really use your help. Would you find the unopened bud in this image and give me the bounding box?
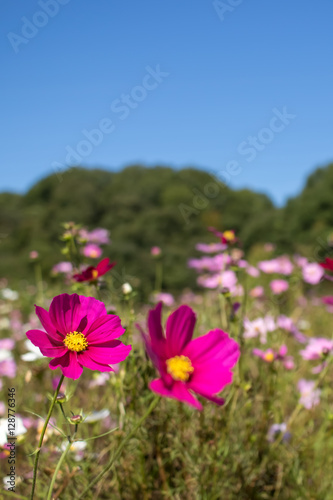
[56,393,67,403]
[69,415,83,424]
[121,283,132,295]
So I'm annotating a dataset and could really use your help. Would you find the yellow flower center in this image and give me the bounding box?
[91,269,99,279]
[64,331,88,352]
[223,230,235,242]
[166,355,194,381]
[264,352,275,362]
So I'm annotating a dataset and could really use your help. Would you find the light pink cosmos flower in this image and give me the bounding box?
[152,293,175,307]
[243,315,276,344]
[253,345,294,370]
[264,243,276,252]
[197,270,237,291]
[26,293,131,380]
[302,262,324,285]
[151,246,162,257]
[258,259,280,274]
[270,279,289,294]
[52,262,73,274]
[195,243,227,253]
[275,256,294,275]
[300,338,333,361]
[258,256,293,275]
[297,379,321,409]
[277,315,307,344]
[250,286,264,298]
[138,303,240,410]
[82,244,102,259]
[293,254,308,268]
[79,228,110,245]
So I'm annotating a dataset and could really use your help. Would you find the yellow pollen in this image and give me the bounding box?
[91,269,99,279]
[166,355,194,381]
[223,230,235,242]
[264,352,275,363]
[64,331,88,352]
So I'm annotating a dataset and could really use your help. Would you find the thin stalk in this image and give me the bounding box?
[77,396,160,499]
[46,440,72,500]
[30,375,64,500]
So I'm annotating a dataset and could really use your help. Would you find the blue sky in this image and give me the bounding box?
[1,0,333,205]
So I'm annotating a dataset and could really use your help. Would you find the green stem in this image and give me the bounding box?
[34,263,44,304]
[46,439,72,500]
[77,396,160,499]
[30,374,65,500]
[155,261,163,292]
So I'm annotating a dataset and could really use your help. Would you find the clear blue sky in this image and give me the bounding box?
[1,0,333,205]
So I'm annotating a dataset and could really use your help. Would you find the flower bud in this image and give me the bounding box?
[56,393,67,404]
[69,414,83,425]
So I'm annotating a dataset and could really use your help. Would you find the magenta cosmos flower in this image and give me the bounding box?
[73,258,115,282]
[138,303,240,410]
[26,294,131,380]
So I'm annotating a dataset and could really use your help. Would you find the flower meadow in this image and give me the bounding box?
[1,223,333,499]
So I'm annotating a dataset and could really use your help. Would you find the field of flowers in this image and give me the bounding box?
[1,223,333,500]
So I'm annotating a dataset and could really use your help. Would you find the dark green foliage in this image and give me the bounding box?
[1,163,333,291]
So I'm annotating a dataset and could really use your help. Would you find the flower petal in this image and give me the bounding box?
[148,302,164,342]
[74,296,108,333]
[165,305,196,356]
[149,378,202,410]
[86,315,125,343]
[49,351,83,380]
[26,329,67,357]
[48,294,81,335]
[78,351,113,372]
[88,343,132,364]
[35,306,63,341]
[183,329,240,367]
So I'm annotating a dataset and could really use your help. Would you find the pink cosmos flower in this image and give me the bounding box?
[297,379,321,409]
[29,251,39,259]
[253,345,294,370]
[300,338,333,361]
[79,228,110,245]
[320,257,333,272]
[264,243,276,252]
[258,259,280,274]
[258,256,293,275]
[250,286,264,298]
[152,293,175,307]
[277,315,307,344]
[73,258,115,282]
[138,303,240,410]
[197,270,237,291]
[151,246,162,257]
[243,315,276,344]
[195,243,227,253]
[82,244,102,259]
[52,262,73,274]
[270,279,289,294]
[302,262,324,285]
[26,293,131,380]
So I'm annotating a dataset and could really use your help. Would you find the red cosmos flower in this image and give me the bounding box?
[320,257,333,272]
[73,258,115,282]
[137,302,240,410]
[208,227,237,245]
[26,293,131,380]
